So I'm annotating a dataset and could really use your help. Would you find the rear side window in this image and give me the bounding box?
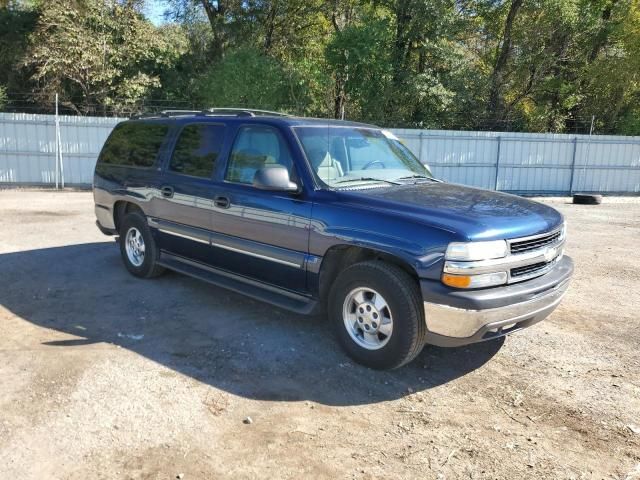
[169,124,225,178]
[98,122,168,168]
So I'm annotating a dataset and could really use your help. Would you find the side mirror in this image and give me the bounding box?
[253,166,299,192]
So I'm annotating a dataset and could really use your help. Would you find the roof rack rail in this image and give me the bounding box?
[130,110,205,120]
[206,108,291,117]
[161,110,207,116]
[130,108,292,120]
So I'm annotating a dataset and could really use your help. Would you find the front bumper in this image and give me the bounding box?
[422,255,573,347]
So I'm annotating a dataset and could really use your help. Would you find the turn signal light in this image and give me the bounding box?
[442,274,472,288]
[442,271,508,289]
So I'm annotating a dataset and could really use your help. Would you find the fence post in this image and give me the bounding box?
[494,136,502,190]
[55,94,59,189]
[568,136,578,195]
[55,94,65,188]
[418,130,424,163]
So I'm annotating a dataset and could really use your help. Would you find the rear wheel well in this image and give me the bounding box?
[318,245,420,304]
[113,201,143,232]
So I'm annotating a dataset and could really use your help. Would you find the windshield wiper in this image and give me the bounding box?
[333,177,402,186]
[395,174,439,182]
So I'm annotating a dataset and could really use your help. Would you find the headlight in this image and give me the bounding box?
[445,240,508,261]
[443,239,508,289]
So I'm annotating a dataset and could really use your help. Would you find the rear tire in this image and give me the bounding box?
[328,261,426,369]
[118,212,165,279]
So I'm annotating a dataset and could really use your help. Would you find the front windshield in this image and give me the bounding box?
[294,126,435,188]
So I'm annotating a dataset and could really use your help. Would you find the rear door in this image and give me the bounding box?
[152,122,228,264]
[94,120,170,223]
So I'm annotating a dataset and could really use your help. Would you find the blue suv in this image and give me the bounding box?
[93,109,573,369]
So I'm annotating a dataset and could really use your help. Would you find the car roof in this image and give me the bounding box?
[124,112,379,130]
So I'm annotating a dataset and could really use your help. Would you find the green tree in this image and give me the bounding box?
[326,15,393,121]
[1,0,639,132]
[326,1,473,127]
[0,0,39,97]
[195,48,306,112]
[23,0,188,114]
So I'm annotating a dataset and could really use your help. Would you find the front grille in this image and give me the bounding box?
[510,261,549,278]
[510,230,562,254]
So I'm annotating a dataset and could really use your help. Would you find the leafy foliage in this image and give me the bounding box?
[0,0,638,133]
[22,0,188,114]
[195,48,304,112]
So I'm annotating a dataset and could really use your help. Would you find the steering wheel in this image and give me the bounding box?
[363,160,385,170]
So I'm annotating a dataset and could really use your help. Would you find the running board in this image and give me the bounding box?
[158,252,318,315]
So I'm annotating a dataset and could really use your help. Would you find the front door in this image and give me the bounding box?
[207,124,311,294]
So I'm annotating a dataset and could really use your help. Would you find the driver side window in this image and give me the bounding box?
[225,125,295,185]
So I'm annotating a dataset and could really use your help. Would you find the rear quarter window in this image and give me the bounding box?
[98,122,168,168]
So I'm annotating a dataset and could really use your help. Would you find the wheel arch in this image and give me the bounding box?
[113,200,144,232]
[317,244,420,305]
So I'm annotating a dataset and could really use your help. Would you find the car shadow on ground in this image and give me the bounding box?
[0,242,504,406]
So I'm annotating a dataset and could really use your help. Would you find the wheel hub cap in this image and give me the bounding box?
[342,287,393,350]
[357,302,381,332]
[125,227,145,267]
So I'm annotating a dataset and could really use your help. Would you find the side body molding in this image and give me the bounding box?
[148,217,311,270]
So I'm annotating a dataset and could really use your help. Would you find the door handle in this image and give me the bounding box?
[160,185,174,198]
[214,195,230,208]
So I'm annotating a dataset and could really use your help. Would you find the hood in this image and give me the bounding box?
[333,182,564,241]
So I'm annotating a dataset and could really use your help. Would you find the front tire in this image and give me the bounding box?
[118,212,165,279]
[328,261,426,369]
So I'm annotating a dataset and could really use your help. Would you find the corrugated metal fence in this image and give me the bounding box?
[394,129,640,194]
[0,113,123,186]
[1,113,639,193]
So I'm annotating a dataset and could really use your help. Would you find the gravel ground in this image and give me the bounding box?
[0,190,639,480]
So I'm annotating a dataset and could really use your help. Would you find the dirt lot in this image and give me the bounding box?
[0,190,639,480]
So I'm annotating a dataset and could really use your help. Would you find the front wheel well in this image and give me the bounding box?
[317,245,420,304]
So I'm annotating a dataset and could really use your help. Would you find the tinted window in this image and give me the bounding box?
[169,124,225,178]
[226,125,295,184]
[98,122,168,168]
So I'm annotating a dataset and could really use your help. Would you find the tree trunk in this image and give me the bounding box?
[263,1,279,53]
[546,32,570,131]
[334,75,346,119]
[330,1,352,119]
[565,0,620,131]
[201,0,227,59]
[486,0,524,128]
[391,1,411,86]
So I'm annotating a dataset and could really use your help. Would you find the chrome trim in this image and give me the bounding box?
[508,253,563,283]
[157,228,209,245]
[209,241,301,268]
[444,243,563,275]
[425,278,570,338]
[506,225,564,248]
[151,218,302,269]
[444,225,565,285]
